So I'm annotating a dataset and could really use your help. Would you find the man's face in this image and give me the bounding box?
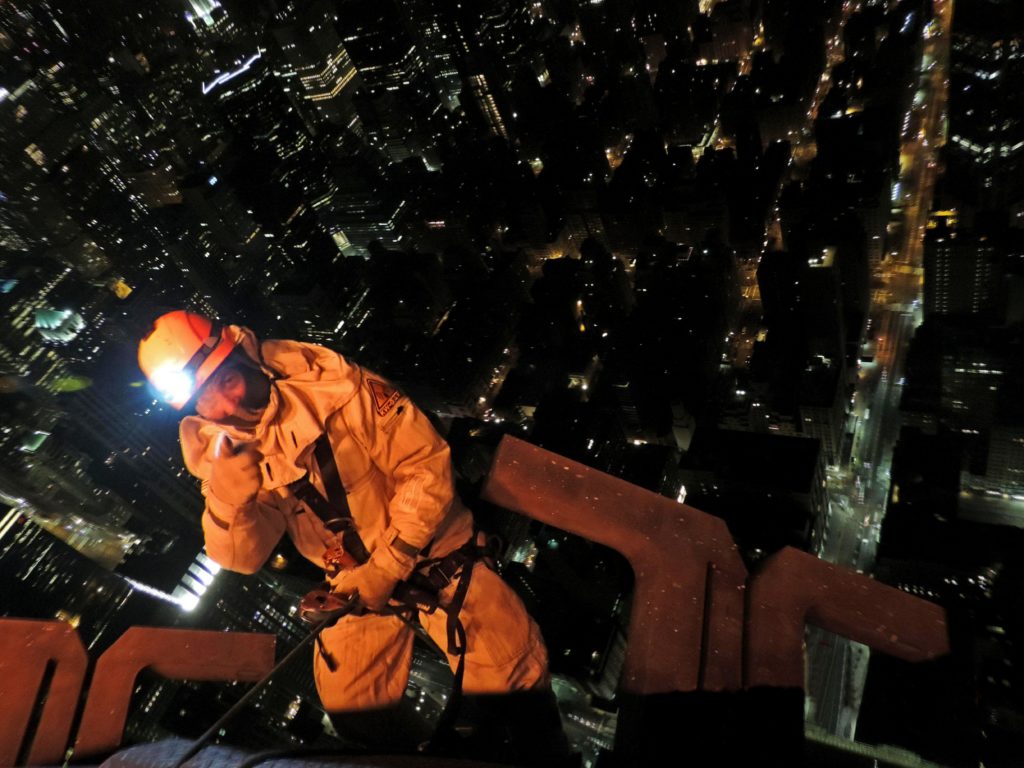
[194,367,246,422]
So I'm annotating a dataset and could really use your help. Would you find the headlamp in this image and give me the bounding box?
[151,366,196,408]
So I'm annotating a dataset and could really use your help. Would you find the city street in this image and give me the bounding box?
[804,0,951,740]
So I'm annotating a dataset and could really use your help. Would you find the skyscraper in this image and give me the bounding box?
[0,510,148,651]
[271,1,361,131]
[206,52,310,162]
[337,0,446,162]
[923,223,998,318]
[947,0,1024,213]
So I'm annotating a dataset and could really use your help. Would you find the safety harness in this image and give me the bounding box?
[290,432,488,740]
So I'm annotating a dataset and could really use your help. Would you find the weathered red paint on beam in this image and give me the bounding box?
[73,627,275,758]
[745,548,950,689]
[481,435,748,694]
[0,619,88,767]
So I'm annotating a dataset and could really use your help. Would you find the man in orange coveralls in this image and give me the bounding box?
[138,310,567,761]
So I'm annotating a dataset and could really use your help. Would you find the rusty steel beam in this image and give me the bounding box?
[73,627,275,758]
[745,547,951,689]
[481,435,951,697]
[0,619,88,767]
[481,435,748,694]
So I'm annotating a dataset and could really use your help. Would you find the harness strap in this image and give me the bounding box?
[444,552,475,656]
[313,433,347,515]
[419,556,474,756]
[291,430,489,745]
[288,433,370,565]
[433,615,467,746]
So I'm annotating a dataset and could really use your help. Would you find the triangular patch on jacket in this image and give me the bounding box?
[367,378,401,417]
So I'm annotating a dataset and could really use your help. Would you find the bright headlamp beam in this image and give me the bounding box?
[151,366,195,407]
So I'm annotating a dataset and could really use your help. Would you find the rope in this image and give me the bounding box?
[171,597,358,768]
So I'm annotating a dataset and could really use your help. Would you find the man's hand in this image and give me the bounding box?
[209,435,263,507]
[329,559,399,612]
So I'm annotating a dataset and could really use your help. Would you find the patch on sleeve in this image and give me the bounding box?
[367,378,402,418]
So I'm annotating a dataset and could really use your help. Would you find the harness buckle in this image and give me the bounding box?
[428,565,454,589]
[300,587,360,624]
[323,543,359,576]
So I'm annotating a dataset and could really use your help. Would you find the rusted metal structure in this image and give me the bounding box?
[482,437,950,763]
[0,436,950,765]
[0,622,274,766]
[482,437,949,694]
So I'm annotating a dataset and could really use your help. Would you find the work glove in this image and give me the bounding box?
[208,435,263,508]
[328,558,400,612]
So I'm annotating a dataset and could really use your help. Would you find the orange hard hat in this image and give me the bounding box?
[138,311,236,409]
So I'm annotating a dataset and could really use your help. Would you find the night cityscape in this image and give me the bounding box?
[0,0,1022,765]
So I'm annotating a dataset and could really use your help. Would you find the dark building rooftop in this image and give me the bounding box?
[685,428,823,494]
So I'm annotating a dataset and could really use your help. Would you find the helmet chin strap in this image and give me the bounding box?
[181,323,224,383]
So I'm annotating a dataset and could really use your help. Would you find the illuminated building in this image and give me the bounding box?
[923,224,998,318]
[180,173,288,297]
[863,426,1024,766]
[339,0,444,162]
[466,70,509,139]
[395,0,464,109]
[125,165,183,209]
[200,50,341,278]
[340,0,431,93]
[0,77,59,159]
[719,350,846,468]
[983,418,1024,493]
[0,196,34,254]
[925,233,995,319]
[0,510,147,651]
[34,308,85,343]
[271,1,361,130]
[186,0,222,26]
[0,266,79,393]
[184,0,239,41]
[947,0,1024,211]
[476,0,529,67]
[205,52,311,162]
[323,155,407,257]
[899,318,1024,505]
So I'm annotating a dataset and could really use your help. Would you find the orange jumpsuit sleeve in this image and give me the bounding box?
[202,483,287,575]
[339,366,456,581]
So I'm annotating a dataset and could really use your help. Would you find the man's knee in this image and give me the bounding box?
[421,564,551,693]
[463,615,550,693]
[314,613,413,711]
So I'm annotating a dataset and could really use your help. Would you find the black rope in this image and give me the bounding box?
[171,597,358,768]
[289,434,370,565]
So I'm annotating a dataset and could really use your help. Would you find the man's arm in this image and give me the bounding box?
[201,440,287,575]
[202,490,287,575]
